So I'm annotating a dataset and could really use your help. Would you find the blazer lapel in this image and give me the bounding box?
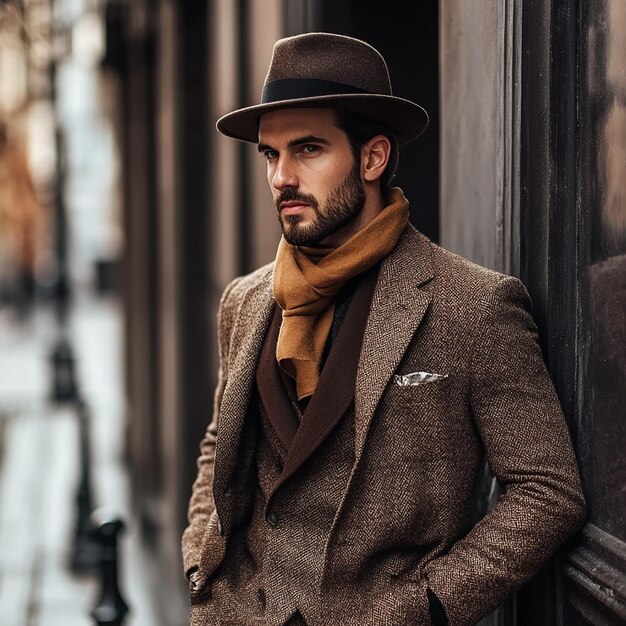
[212,266,275,504]
[354,226,435,459]
[274,265,379,491]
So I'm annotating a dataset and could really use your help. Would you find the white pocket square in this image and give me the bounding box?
[393,371,448,386]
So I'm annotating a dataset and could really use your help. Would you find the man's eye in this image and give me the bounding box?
[302,144,320,155]
[263,150,278,160]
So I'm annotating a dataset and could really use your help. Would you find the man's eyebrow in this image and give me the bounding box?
[288,135,330,148]
[257,135,331,153]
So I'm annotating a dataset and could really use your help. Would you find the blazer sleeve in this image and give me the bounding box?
[181,276,242,579]
[424,276,586,626]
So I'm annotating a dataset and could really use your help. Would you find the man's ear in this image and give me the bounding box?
[362,135,391,182]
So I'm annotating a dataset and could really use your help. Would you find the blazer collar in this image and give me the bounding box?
[354,225,435,459]
[212,265,274,502]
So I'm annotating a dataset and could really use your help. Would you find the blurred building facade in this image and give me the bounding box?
[101,1,625,624]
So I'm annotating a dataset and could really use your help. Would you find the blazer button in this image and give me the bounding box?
[266,511,279,527]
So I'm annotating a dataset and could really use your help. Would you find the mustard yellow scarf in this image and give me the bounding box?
[273,187,409,400]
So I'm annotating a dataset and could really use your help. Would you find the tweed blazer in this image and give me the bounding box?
[182,225,586,626]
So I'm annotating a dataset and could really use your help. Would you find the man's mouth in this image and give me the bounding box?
[279,201,309,215]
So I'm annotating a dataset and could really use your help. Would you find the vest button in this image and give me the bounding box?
[266,511,279,527]
[217,517,224,536]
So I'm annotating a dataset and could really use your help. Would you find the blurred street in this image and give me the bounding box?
[0,294,162,626]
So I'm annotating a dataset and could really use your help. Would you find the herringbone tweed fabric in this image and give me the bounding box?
[182,225,586,626]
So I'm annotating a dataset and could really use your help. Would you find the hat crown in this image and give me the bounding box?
[216,32,428,145]
[264,32,393,96]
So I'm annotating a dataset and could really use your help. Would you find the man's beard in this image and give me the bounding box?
[274,159,366,246]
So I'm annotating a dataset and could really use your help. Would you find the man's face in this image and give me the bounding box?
[258,108,365,247]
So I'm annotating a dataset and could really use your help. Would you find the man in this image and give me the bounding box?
[182,33,585,626]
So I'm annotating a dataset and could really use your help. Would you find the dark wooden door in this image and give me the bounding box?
[443,0,626,624]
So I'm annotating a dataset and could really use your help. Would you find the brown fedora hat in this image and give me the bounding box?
[216,32,429,145]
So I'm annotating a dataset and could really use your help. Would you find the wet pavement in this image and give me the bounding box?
[0,295,163,626]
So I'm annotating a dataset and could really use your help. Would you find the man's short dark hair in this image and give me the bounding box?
[334,110,400,192]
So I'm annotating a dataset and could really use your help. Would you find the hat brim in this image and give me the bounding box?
[216,94,429,146]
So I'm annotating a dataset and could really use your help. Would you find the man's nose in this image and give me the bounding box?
[271,156,298,191]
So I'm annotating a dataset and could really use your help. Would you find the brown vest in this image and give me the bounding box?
[209,268,377,626]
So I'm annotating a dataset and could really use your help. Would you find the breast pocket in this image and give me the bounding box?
[370,376,460,465]
[386,375,451,414]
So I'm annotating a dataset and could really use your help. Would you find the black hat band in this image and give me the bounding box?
[262,78,372,104]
